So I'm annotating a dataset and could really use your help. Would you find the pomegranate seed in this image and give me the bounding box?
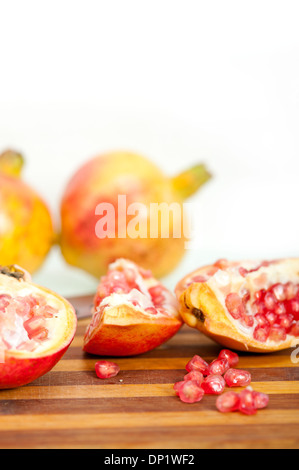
[241,289,251,304]
[173,381,185,396]
[278,313,293,330]
[178,380,205,404]
[254,289,266,301]
[95,360,120,379]
[255,314,270,327]
[253,324,270,342]
[239,267,249,277]
[216,391,240,413]
[207,358,230,376]
[24,316,47,340]
[274,302,286,315]
[272,284,286,302]
[238,387,257,415]
[287,299,299,320]
[290,321,299,337]
[201,374,225,395]
[224,368,251,387]
[265,312,277,325]
[269,325,286,342]
[191,275,208,283]
[253,301,266,315]
[252,391,269,409]
[225,293,245,319]
[184,370,204,384]
[185,355,209,375]
[264,292,277,310]
[240,315,254,328]
[218,349,239,367]
[284,282,298,300]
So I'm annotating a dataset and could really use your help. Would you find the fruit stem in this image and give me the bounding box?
[171,163,212,200]
[0,149,24,177]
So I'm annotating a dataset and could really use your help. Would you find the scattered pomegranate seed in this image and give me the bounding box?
[178,380,205,404]
[185,355,209,375]
[95,360,120,379]
[225,293,245,319]
[224,368,251,387]
[252,390,269,409]
[173,381,185,396]
[207,358,230,376]
[184,370,204,384]
[238,387,257,415]
[218,349,239,367]
[201,374,226,395]
[216,391,240,413]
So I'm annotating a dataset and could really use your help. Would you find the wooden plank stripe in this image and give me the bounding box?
[0,381,298,400]
[0,409,298,431]
[1,425,298,449]
[52,356,299,372]
[0,394,298,415]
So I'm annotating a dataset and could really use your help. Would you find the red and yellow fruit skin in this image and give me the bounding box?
[0,151,55,273]
[0,280,77,390]
[83,304,182,356]
[60,151,210,279]
[175,264,298,353]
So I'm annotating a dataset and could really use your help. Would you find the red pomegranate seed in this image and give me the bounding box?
[290,321,299,337]
[238,387,257,415]
[191,275,208,283]
[201,374,225,395]
[255,314,270,327]
[225,293,245,319]
[184,370,204,384]
[254,289,266,301]
[252,391,269,409]
[240,315,254,328]
[253,324,270,342]
[288,299,299,320]
[24,316,47,340]
[216,391,240,413]
[178,380,205,404]
[218,349,239,367]
[241,289,251,304]
[95,360,120,379]
[284,282,298,300]
[272,284,286,301]
[173,381,185,396]
[264,292,277,310]
[269,325,287,342]
[265,312,277,325]
[278,313,293,330]
[224,368,251,387]
[207,358,230,376]
[239,267,249,277]
[274,302,286,315]
[185,355,209,375]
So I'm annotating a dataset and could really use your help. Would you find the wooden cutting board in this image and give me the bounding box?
[0,294,298,449]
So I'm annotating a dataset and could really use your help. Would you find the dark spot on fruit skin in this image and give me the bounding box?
[0,265,25,280]
[192,308,205,322]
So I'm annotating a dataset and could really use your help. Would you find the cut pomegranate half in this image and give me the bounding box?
[83,259,182,356]
[175,258,299,352]
[0,265,77,389]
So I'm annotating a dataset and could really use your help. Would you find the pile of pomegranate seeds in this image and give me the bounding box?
[95,360,120,379]
[0,293,57,352]
[225,282,299,343]
[173,349,269,414]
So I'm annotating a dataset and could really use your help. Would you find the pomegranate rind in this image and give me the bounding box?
[83,304,182,356]
[175,259,299,352]
[0,269,77,389]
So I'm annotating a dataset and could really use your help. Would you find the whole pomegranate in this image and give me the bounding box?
[0,150,55,273]
[60,151,210,279]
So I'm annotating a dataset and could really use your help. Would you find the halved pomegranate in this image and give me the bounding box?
[175,258,299,352]
[83,259,182,356]
[0,265,77,389]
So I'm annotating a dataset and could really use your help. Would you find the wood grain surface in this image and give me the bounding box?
[0,294,298,449]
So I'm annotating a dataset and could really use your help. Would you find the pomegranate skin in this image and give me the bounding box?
[0,267,77,389]
[0,150,55,274]
[60,151,210,279]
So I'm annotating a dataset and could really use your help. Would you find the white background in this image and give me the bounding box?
[0,0,299,297]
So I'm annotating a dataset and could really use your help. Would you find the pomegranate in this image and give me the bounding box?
[0,150,55,273]
[60,151,211,279]
[0,265,77,389]
[175,258,299,352]
[83,258,182,356]
[95,360,120,379]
